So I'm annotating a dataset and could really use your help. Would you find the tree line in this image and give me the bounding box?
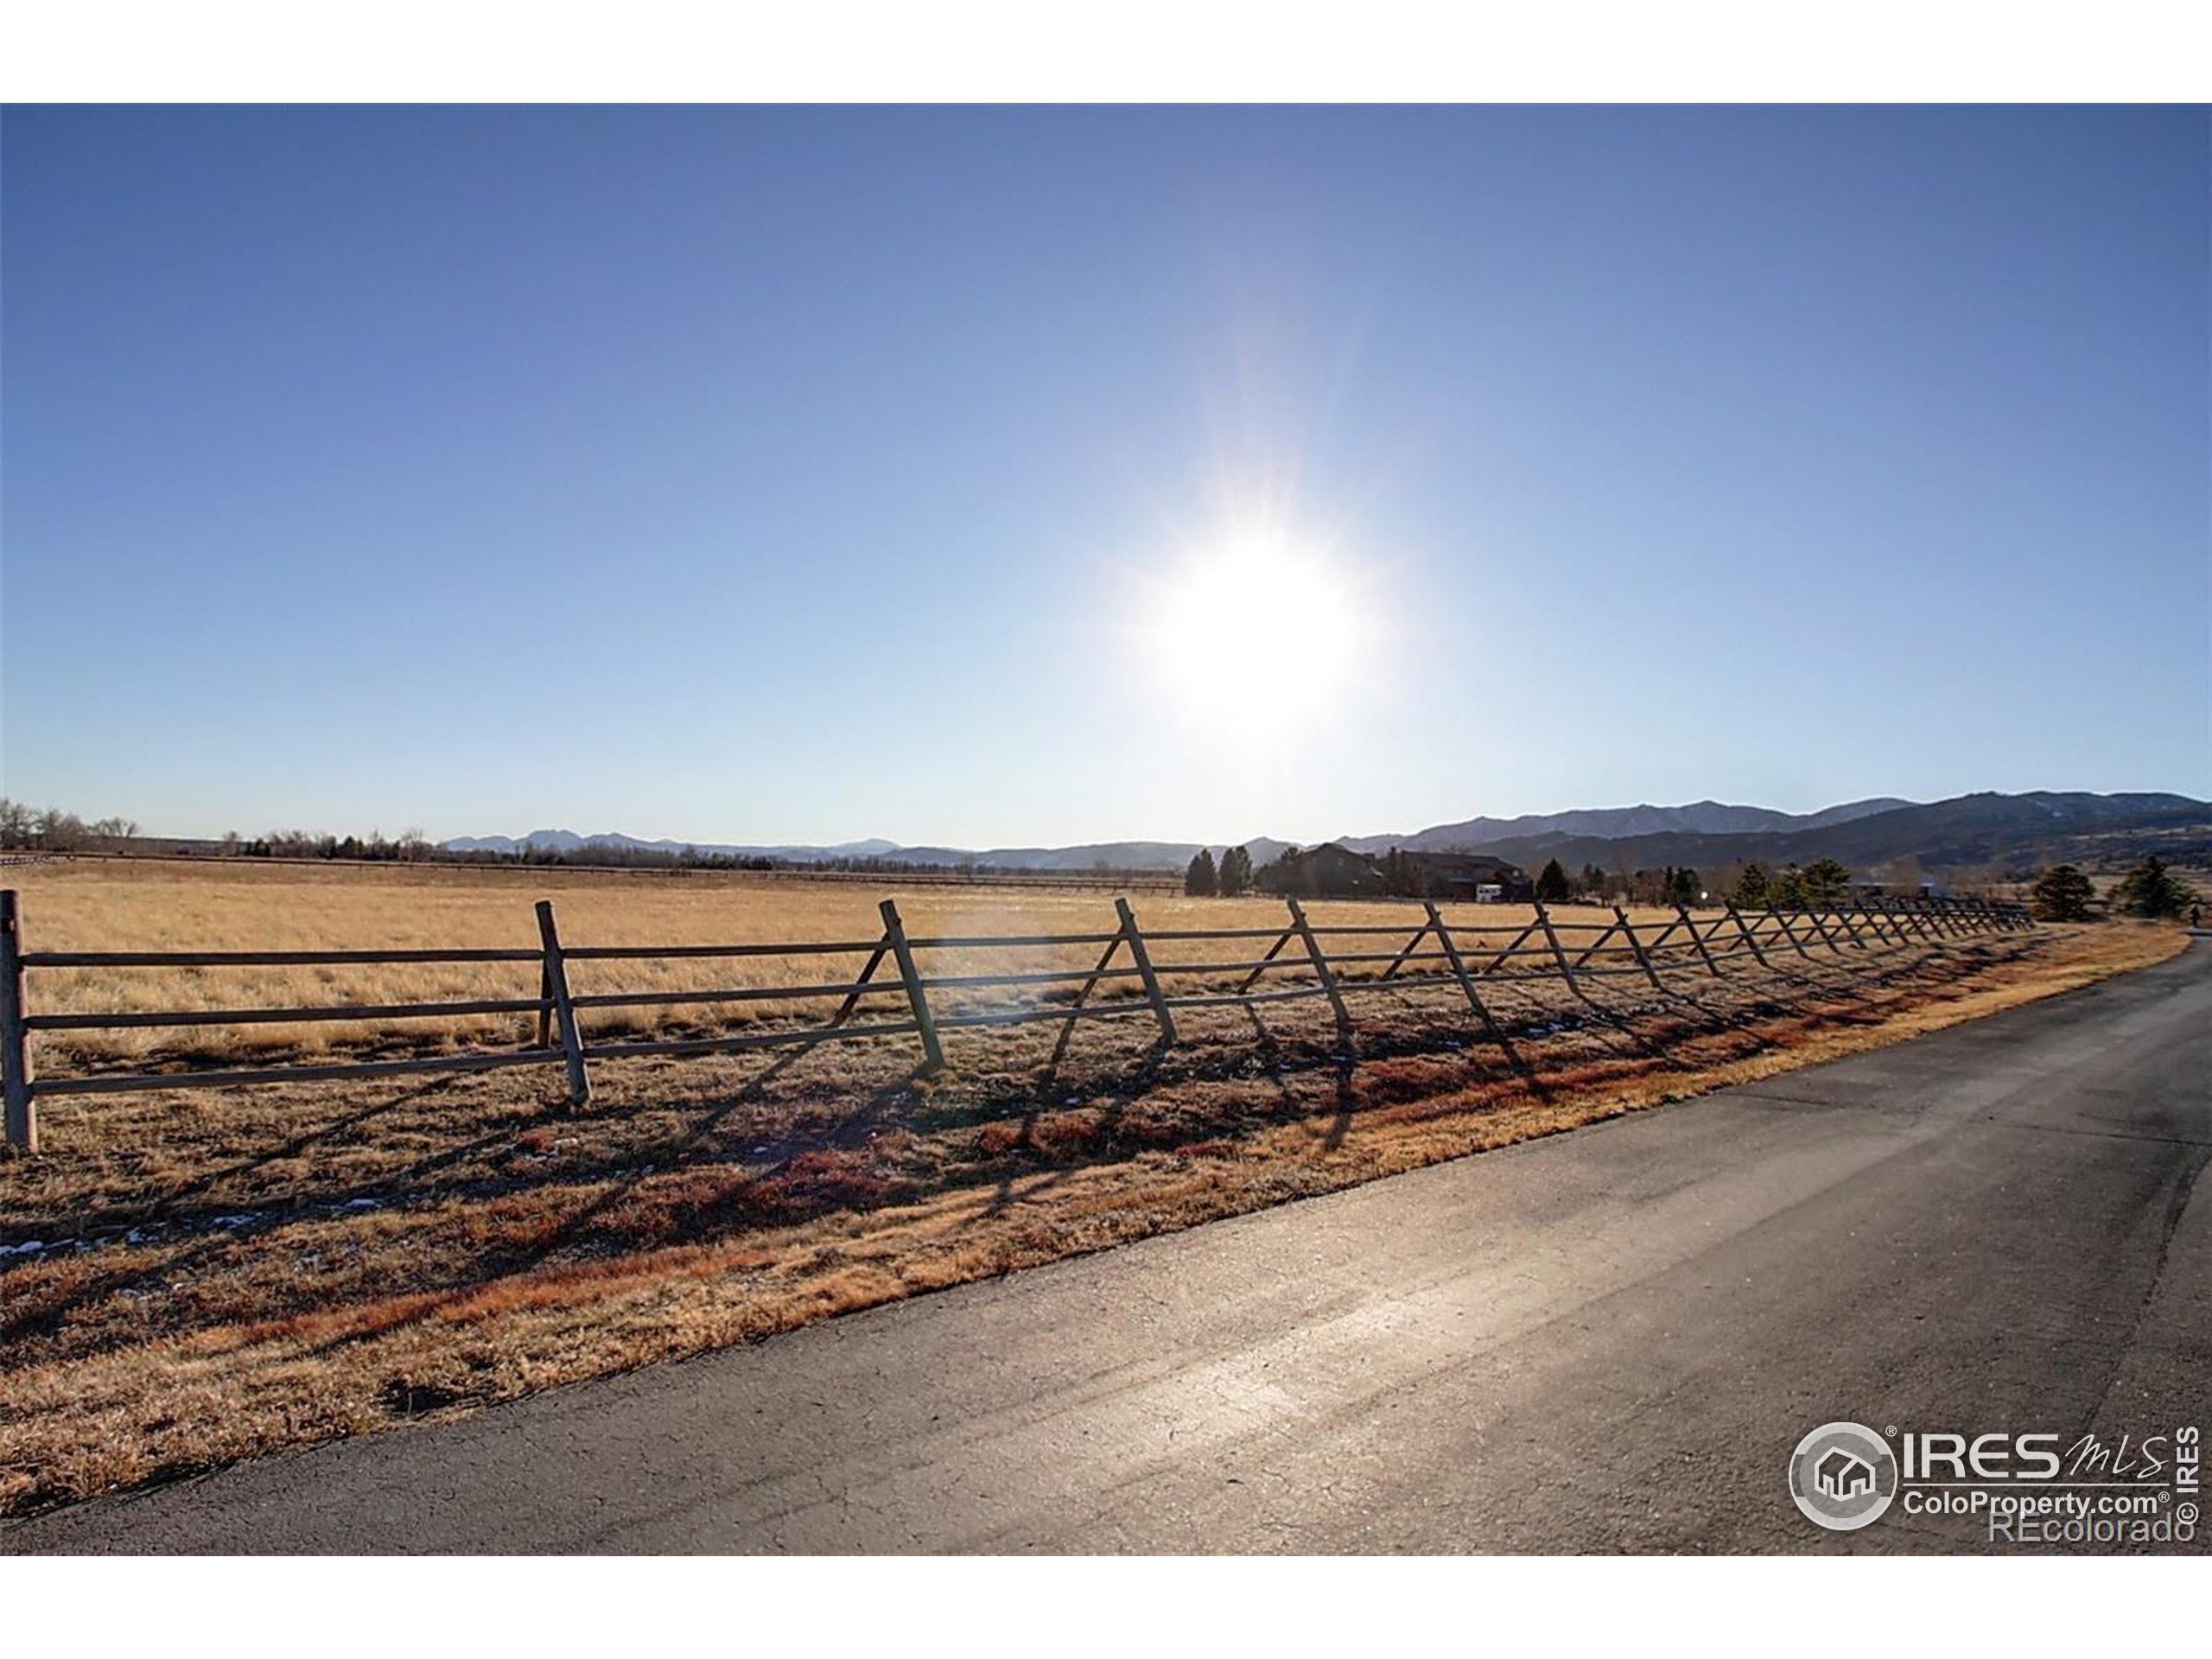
[1533,859,1714,908]
[9,794,2202,923]
[0,800,142,852]
[2031,857,2200,923]
[1183,845,1256,897]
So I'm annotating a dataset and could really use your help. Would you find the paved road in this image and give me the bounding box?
[11,944,2207,1554]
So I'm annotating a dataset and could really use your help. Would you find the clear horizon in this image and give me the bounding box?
[5,105,2207,845]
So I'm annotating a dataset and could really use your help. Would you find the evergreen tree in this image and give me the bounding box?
[1666,866,1700,907]
[2029,863,2095,922]
[1185,848,1219,897]
[1770,865,1808,909]
[1580,863,1606,899]
[1730,862,1770,909]
[1535,857,1571,905]
[1218,844,1253,898]
[2108,855,2199,920]
[1801,857,1853,907]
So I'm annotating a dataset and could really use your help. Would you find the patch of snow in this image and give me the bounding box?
[0,1239,51,1256]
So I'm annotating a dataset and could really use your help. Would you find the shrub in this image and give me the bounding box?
[2107,855,2199,921]
[2029,864,2096,922]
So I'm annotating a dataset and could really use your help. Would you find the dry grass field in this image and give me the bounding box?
[0,857,2190,1516]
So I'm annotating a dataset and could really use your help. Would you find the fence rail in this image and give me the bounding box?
[0,887,2032,1153]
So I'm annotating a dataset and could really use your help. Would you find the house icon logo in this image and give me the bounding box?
[1789,1422,1897,1531]
[1816,1447,1876,1501]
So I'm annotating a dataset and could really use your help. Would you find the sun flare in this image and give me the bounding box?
[1139,534,1376,721]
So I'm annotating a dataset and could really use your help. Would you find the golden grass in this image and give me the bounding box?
[0,869,2183,1518]
[6,857,1701,1065]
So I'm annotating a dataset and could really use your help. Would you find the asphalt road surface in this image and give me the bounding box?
[10,943,2207,1554]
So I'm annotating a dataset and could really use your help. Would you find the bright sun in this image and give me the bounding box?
[1140,533,1376,720]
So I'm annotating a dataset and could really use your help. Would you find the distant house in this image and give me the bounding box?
[1853,877,1942,899]
[1255,843,1530,901]
[1402,851,1532,902]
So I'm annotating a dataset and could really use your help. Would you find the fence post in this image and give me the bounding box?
[1570,911,1624,970]
[1482,916,1542,976]
[1115,898,1177,1047]
[1534,900,1584,998]
[1827,907,1871,950]
[1679,905,1723,977]
[1055,934,1122,1020]
[1725,903,1773,969]
[1285,897,1352,1044]
[1769,908,1815,959]
[880,899,945,1074]
[534,899,592,1108]
[1425,900,1506,1039]
[1235,925,1295,993]
[2,890,36,1154]
[829,931,893,1027]
[1380,911,1438,981]
[1614,906,1665,991]
[1800,907,1848,952]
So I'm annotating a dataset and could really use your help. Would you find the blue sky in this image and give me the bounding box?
[3,105,2205,847]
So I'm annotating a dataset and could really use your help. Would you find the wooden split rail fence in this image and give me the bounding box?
[0,887,2031,1153]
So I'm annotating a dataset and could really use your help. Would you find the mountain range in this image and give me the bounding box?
[1336,797,1913,854]
[442,791,2211,879]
